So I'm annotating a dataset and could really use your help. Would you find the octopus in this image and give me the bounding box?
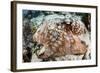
[33,20,88,60]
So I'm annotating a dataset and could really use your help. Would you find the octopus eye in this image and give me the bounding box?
[38,53,45,57]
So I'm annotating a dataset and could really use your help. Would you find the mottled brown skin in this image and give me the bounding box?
[33,22,87,59]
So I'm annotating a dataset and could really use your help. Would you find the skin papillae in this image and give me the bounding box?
[33,21,87,59]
